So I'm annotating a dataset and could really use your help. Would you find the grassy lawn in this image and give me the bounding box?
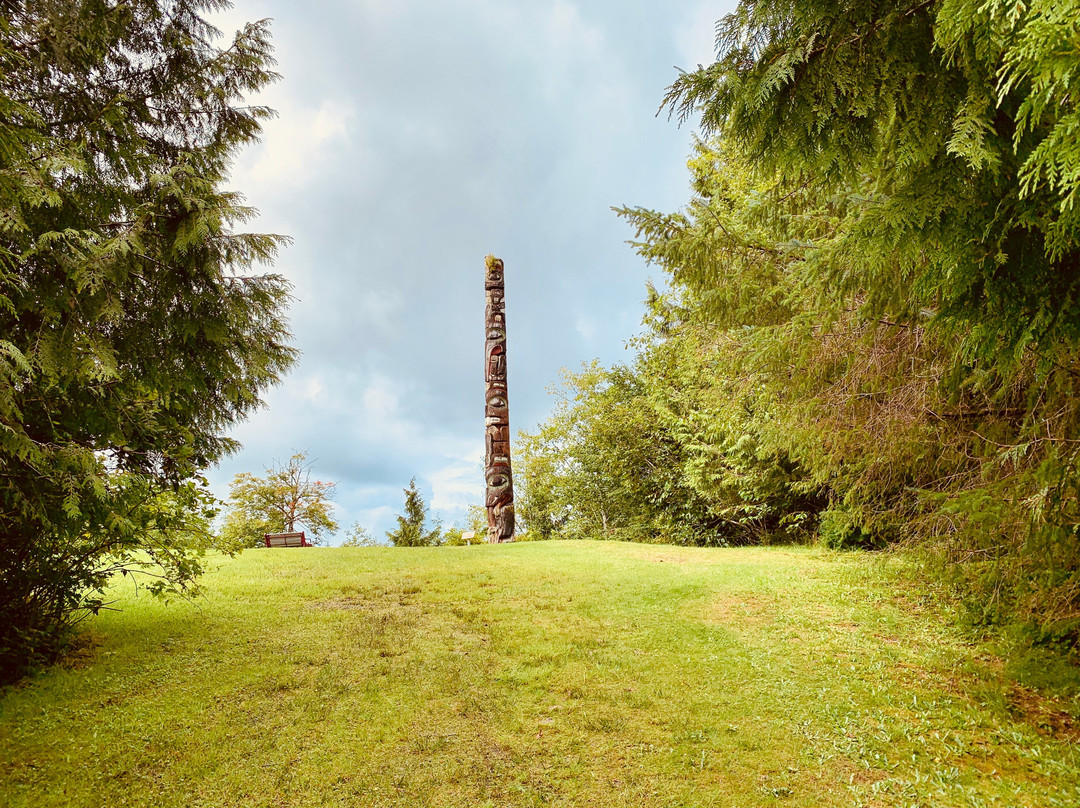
[1,541,1077,807]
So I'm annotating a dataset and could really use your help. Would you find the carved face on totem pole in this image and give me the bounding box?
[483,255,514,542]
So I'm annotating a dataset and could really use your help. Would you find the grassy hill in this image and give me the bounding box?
[1,541,1077,807]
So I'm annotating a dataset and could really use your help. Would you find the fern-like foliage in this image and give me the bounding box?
[0,1,296,683]
[625,0,1080,642]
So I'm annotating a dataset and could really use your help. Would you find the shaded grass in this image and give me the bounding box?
[1,541,1078,807]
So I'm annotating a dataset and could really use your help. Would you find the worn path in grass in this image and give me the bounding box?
[1,541,1078,807]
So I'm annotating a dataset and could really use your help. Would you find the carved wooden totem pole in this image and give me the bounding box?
[484,255,515,542]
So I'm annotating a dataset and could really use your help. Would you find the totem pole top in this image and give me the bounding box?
[484,254,504,289]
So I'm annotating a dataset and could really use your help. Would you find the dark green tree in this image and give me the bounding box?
[617,0,1080,636]
[663,0,1080,361]
[386,478,441,547]
[0,1,295,682]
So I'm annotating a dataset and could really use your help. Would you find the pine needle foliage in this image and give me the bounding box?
[619,138,1080,639]
[0,1,295,683]
[386,479,442,547]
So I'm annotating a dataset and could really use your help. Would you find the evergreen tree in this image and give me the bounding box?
[664,0,1080,360]
[0,1,295,682]
[613,0,1080,637]
[518,327,822,546]
[386,479,441,547]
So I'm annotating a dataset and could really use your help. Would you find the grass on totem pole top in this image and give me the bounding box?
[1,540,1078,808]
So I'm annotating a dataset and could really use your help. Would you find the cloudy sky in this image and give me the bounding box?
[206,0,735,542]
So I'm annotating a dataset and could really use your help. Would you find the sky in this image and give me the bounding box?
[205,0,736,543]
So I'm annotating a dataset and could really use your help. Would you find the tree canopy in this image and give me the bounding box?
[342,522,379,547]
[220,453,338,549]
[663,0,1080,361]
[652,0,1080,636]
[521,0,1080,643]
[0,1,294,682]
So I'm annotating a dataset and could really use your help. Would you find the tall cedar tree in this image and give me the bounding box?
[663,0,1080,358]
[0,1,295,682]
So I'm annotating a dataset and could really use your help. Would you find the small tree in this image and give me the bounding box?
[386,478,441,547]
[342,522,379,547]
[444,506,488,545]
[220,453,338,548]
[465,504,488,539]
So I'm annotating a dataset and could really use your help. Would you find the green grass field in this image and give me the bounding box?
[1,541,1077,807]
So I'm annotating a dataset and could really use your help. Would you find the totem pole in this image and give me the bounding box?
[484,255,515,542]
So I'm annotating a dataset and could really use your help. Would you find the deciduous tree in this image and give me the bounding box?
[220,453,338,548]
[342,522,379,547]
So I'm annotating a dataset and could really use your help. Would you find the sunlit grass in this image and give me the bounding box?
[1,541,1077,807]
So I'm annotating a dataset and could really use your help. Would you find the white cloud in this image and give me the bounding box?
[304,376,327,403]
[360,375,400,419]
[351,288,405,340]
[575,314,598,341]
[356,374,414,445]
[236,98,355,190]
[347,504,395,534]
[548,0,606,57]
[427,445,485,515]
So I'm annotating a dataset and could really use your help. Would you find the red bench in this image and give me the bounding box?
[264,531,311,548]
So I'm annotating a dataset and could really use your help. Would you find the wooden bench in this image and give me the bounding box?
[264,531,311,548]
